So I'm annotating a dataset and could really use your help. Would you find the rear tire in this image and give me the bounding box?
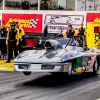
[93,57,100,75]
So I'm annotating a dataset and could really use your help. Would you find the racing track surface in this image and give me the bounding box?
[0,72,100,100]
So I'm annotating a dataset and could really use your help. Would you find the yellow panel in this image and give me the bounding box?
[86,22,100,48]
[0,60,14,71]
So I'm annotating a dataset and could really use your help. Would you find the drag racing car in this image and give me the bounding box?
[14,36,100,75]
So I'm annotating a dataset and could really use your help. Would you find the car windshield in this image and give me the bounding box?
[56,39,69,48]
[68,37,83,46]
[65,36,84,52]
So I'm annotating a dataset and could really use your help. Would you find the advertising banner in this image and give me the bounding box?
[44,14,84,33]
[87,13,100,22]
[86,13,100,48]
[2,14,42,33]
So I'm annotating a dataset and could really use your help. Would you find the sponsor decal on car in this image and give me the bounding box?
[88,59,94,68]
[85,66,89,72]
[75,67,82,72]
[61,52,75,61]
[62,54,69,61]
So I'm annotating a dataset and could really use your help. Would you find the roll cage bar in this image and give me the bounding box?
[65,36,88,51]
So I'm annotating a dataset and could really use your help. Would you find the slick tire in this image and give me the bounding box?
[23,71,31,75]
[68,62,73,75]
[93,57,100,75]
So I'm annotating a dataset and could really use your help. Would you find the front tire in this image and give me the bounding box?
[23,71,31,75]
[68,62,73,75]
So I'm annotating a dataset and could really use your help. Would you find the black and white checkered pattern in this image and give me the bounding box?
[30,19,39,28]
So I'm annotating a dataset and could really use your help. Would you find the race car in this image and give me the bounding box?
[14,36,100,75]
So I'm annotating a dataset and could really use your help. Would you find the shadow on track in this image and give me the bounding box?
[20,73,98,88]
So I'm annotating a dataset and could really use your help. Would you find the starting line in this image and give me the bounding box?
[0,60,14,71]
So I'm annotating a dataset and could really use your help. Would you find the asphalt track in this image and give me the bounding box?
[0,71,100,100]
[1,36,100,100]
[0,60,100,100]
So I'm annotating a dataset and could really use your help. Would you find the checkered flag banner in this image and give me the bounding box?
[30,19,39,28]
